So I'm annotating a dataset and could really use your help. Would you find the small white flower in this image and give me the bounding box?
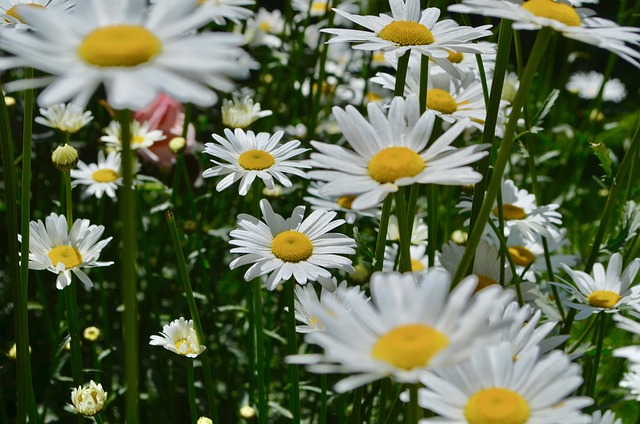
[565,71,627,103]
[70,150,122,200]
[69,380,107,417]
[590,410,622,424]
[149,317,205,358]
[439,239,511,291]
[101,120,165,151]
[386,214,429,245]
[221,94,272,129]
[383,243,430,273]
[35,103,93,134]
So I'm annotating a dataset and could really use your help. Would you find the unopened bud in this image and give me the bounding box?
[51,144,78,170]
[169,137,186,154]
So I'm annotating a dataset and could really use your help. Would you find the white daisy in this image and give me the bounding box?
[565,71,627,103]
[229,199,356,291]
[202,128,309,196]
[287,269,513,392]
[417,343,592,423]
[448,0,640,69]
[590,410,622,424]
[308,94,490,210]
[304,182,379,225]
[18,212,113,290]
[69,380,107,417]
[555,253,640,320]
[149,317,205,358]
[383,243,430,273]
[0,0,73,31]
[242,7,284,48]
[0,0,251,109]
[386,214,429,245]
[613,310,640,366]
[70,150,122,200]
[221,94,273,129]
[34,103,93,134]
[100,120,165,151]
[619,364,640,401]
[321,0,495,79]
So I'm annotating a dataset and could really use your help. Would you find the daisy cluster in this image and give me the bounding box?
[2,0,640,422]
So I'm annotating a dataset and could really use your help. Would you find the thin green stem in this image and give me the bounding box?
[395,189,412,272]
[253,279,267,424]
[407,384,420,424]
[374,197,393,272]
[427,185,437,266]
[567,314,599,354]
[588,312,608,400]
[320,374,328,424]
[285,280,301,424]
[419,55,429,112]
[394,52,410,97]
[64,278,83,385]
[454,28,553,285]
[117,109,139,424]
[94,414,105,424]
[377,379,390,424]
[188,360,197,424]
[487,220,523,305]
[350,386,364,424]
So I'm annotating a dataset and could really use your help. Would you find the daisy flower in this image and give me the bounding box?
[101,120,165,151]
[288,269,513,392]
[34,103,93,134]
[221,93,272,129]
[308,94,490,210]
[202,128,309,196]
[383,243,430,273]
[69,380,107,417]
[149,317,205,358]
[590,410,622,424]
[619,364,640,400]
[0,0,73,31]
[321,0,495,79]
[386,214,429,245]
[0,0,251,109]
[70,150,122,200]
[565,70,627,103]
[304,182,379,225]
[417,343,592,423]
[448,0,640,68]
[555,253,640,320]
[229,199,356,291]
[19,212,113,289]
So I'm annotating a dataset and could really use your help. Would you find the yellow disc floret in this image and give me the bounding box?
[371,324,449,370]
[475,275,498,292]
[427,88,458,114]
[6,4,44,23]
[379,21,435,46]
[92,169,119,183]
[368,146,425,184]
[337,195,356,210]
[78,25,162,67]
[448,51,464,63]
[508,246,536,266]
[48,246,82,269]
[492,204,527,220]
[238,149,276,171]
[587,290,621,308]
[271,230,313,262]
[465,387,530,424]
[410,258,425,271]
[521,0,581,26]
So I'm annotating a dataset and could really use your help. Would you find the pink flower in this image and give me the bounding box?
[134,94,196,168]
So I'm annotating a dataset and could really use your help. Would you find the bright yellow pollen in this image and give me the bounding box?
[465,387,530,424]
[588,290,621,308]
[174,339,195,355]
[448,51,464,63]
[521,0,581,26]
[410,258,425,271]
[509,246,536,266]
[379,21,435,46]
[92,169,119,183]
[271,230,313,263]
[475,275,498,292]
[48,246,82,269]
[78,25,162,67]
[258,21,272,32]
[427,89,458,114]
[492,204,527,220]
[371,324,448,370]
[6,4,44,23]
[131,135,146,146]
[337,195,356,210]
[238,149,276,171]
[368,146,425,184]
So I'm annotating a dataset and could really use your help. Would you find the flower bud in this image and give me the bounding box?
[51,144,78,170]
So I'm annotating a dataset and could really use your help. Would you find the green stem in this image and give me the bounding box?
[588,312,608,400]
[253,279,268,424]
[487,220,523,304]
[64,278,83,385]
[377,379,390,424]
[395,189,412,272]
[285,280,301,424]
[419,55,429,112]
[117,109,139,424]
[166,211,219,422]
[407,384,420,424]
[394,52,410,97]
[427,185,437,266]
[454,28,553,285]
[374,197,393,272]
[350,386,364,424]
[188,360,197,424]
[567,314,599,354]
[94,413,105,424]
[320,374,328,424]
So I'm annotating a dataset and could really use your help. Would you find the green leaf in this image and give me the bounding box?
[591,142,613,178]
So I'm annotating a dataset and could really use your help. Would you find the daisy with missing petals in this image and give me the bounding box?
[321,0,494,79]
[0,0,73,31]
[555,253,640,320]
[100,120,165,151]
[308,94,490,210]
[229,199,356,291]
[149,317,205,358]
[221,94,273,129]
[448,0,640,68]
[70,150,122,200]
[287,269,513,392]
[19,212,113,289]
[417,343,592,423]
[35,103,93,134]
[0,0,251,109]
[203,128,309,196]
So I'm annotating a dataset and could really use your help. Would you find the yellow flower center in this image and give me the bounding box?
[238,149,276,171]
[521,0,581,26]
[337,195,356,210]
[465,387,530,424]
[368,146,425,184]
[492,204,527,220]
[48,245,82,269]
[508,246,536,266]
[271,230,313,262]
[371,324,449,370]
[6,4,44,23]
[174,339,196,355]
[410,258,425,271]
[587,290,621,308]
[427,88,458,114]
[131,135,147,146]
[78,25,162,67]
[476,275,498,292]
[448,51,464,63]
[378,21,435,46]
[258,21,272,32]
[92,169,119,183]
